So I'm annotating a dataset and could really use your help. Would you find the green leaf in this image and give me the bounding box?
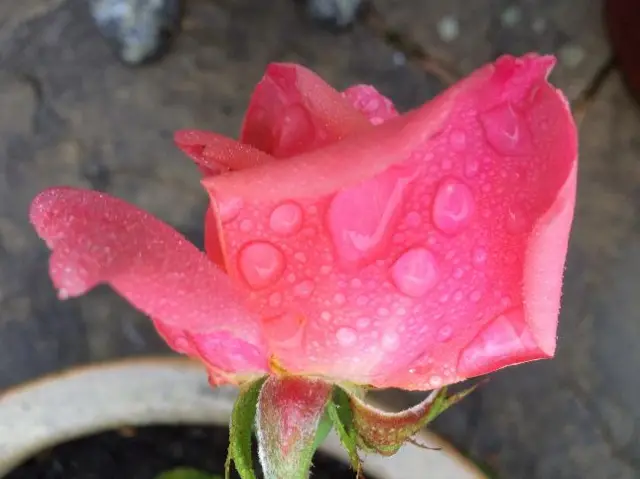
[311,409,334,451]
[328,387,362,477]
[226,377,267,479]
[155,467,221,479]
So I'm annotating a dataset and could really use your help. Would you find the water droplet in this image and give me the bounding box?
[336,327,357,347]
[294,252,307,263]
[456,308,541,377]
[432,178,475,235]
[453,290,464,302]
[321,311,332,321]
[320,265,332,275]
[238,242,285,289]
[239,219,253,232]
[268,292,282,307]
[406,211,422,227]
[436,324,453,342]
[293,280,315,298]
[453,267,464,279]
[217,197,243,223]
[269,202,303,236]
[464,157,480,178]
[350,278,363,288]
[377,307,390,317]
[381,331,400,351]
[429,375,443,388]
[390,247,439,298]
[470,290,482,302]
[264,312,304,345]
[506,207,528,234]
[439,293,449,303]
[356,317,371,329]
[472,247,488,266]
[479,102,531,155]
[334,293,346,305]
[449,130,467,151]
[356,295,369,306]
[327,165,418,263]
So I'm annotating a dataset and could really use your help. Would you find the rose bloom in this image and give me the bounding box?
[30,53,577,393]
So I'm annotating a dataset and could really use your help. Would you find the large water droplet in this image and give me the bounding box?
[479,102,532,155]
[436,324,453,342]
[269,202,303,236]
[432,178,475,235]
[264,312,304,345]
[390,247,439,298]
[217,197,243,223]
[456,308,542,377]
[238,241,285,289]
[327,165,418,263]
[336,327,357,347]
[381,331,400,351]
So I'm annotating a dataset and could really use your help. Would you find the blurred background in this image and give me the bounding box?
[0,0,638,478]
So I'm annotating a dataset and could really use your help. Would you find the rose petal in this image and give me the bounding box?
[174,129,275,176]
[203,54,577,389]
[241,63,371,157]
[342,85,399,124]
[30,187,269,377]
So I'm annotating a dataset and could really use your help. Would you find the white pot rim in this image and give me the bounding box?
[0,357,486,478]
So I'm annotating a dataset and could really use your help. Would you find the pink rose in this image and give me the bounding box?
[30,54,576,392]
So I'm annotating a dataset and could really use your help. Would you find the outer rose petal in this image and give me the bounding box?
[240,63,371,157]
[203,54,577,389]
[30,187,269,380]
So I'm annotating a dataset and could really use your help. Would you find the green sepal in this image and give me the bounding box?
[349,384,477,457]
[225,376,267,479]
[155,467,221,479]
[328,387,363,477]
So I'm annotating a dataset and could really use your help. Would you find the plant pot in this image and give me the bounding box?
[0,358,486,478]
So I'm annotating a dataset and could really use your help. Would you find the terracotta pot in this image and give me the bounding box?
[604,0,640,103]
[0,358,486,478]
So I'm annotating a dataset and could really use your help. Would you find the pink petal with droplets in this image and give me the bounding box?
[240,63,371,157]
[342,85,399,124]
[202,54,576,389]
[30,187,269,379]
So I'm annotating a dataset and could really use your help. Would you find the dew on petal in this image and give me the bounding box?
[470,290,482,302]
[269,202,303,236]
[334,293,346,305]
[453,267,464,279]
[464,157,480,178]
[268,292,283,307]
[436,324,453,342]
[381,331,400,351]
[406,211,422,227]
[336,327,358,347]
[293,279,315,298]
[432,178,475,235]
[390,247,438,298]
[327,165,418,263]
[321,311,332,321]
[429,375,443,388]
[217,197,243,223]
[472,247,488,266]
[238,241,285,289]
[356,317,371,329]
[264,312,304,345]
[479,102,532,156]
[239,219,253,232]
[449,130,467,151]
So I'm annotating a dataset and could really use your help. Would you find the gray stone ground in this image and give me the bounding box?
[1,1,638,478]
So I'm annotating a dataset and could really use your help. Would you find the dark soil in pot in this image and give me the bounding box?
[6,425,374,479]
